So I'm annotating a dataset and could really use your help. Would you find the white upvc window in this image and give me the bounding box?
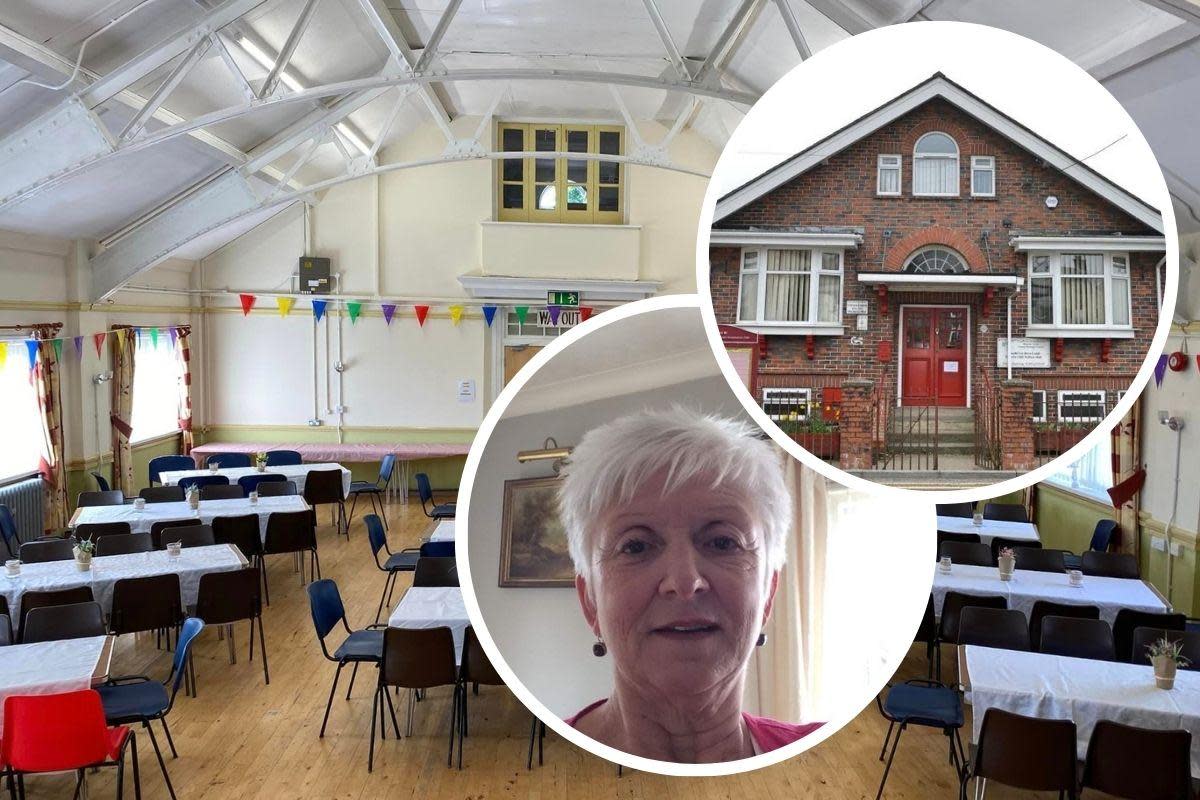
[1027,252,1133,332]
[762,388,811,421]
[970,156,995,197]
[737,248,843,326]
[1057,390,1107,423]
[1031,390,1047,423]
[877,155,901,196]
[912,132,959,196]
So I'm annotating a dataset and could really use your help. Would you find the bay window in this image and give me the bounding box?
[738,248,843,327]
[1027,252,1132,332]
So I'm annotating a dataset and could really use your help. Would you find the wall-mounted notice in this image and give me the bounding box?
[457,380,476,404]
[997,338,1052,368]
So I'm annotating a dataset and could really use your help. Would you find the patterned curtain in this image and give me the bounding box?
[32,339,67,531]
[1108,401,1143,558]
[109,327,137,495]
[176,328,194,455]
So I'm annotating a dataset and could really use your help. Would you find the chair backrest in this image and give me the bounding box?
[212,514,263,558]
[0,614,11,646]
[89,472,111,492]
[938,592,1007,644]
[1113,610,1188,663]
[22,601,107,644]
[164,524,215,549]
[414,556,458,587]
[94,531,153,556]
[306,578,347,641]
[19,538,75,563]
[110,574,183,635]
[148,455,196,485]
[205,453,251,469]
[76,490,124,508]
[256,479,297,497]
[936,502,975,518]
[462,627,504,686]
[958,607,1030,652]
[168,618,205,704]
[1081,551,1139,579]
[150,518,196,549]
[0,504,19,558]
[983,502,1029,523]
[913,594,936,645]
[264,510,316,554]
[1011,547,1065,574]
[1082,720,1192,800]
[2,689,115,773]
[238,474,286,494]
[196,567,261,625]
[178,475,230,493]
[1028,601,1100,651]
[1131,627,1200,671]
[1038,616,1116,662]
[974,708,1077,792]
[365,514,387,561]
[303,469,345,503]
[937,541,991,567]
[18,586,94,638]
[378,454,396,485]
[264,450,302,466]
[1088,519,1120,553]
[139,485,184,504]
[936,530,981,547]
[415,472,434,505]
[200,484,244,501]
[420,540,455,559]
[991,537,1040,563]
[75,521,132,541]
[381,626,458,688]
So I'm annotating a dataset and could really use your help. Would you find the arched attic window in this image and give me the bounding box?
[913,132,959,196]
[903,246,968,275]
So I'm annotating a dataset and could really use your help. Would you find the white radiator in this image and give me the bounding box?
[0,477,43,541]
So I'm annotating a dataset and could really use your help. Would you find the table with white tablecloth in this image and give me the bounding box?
[936,515,1040,547]
[0,635,114,735]
[388,586,468,664]
[932,564,1168,624]
[427,520,455,543]
[961,644,1200,777]
[159,463,352,497]
[70,495,310,542]
[0,545,246,622]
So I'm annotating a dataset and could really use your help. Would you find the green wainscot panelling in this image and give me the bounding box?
[65,435,182,510]
[1034,484,1112,554]
[1141,529,1199,618]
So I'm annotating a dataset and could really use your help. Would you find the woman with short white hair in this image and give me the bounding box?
[559,408,822,763]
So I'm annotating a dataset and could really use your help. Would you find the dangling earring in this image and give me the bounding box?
[592,638,607,657]
[756,633,767,647]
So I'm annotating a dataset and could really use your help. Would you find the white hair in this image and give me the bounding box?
[559,407,791,583]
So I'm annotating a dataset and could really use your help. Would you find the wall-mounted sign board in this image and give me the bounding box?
[846,300,868,315]
[997,338,1052,368]
[547,291,580,306]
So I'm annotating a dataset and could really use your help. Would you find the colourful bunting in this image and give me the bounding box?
[168,327,178,350]
[0,342,6,370]
[239,294,256,316]
[52,339,62,362]
[448,305,464,326]
[24,340,38,371]
[481,305,497,327]
[93,332,106,357]
[347,301,362,324]
[547,305,561,325]
[414,305,430,327]
[277,297,294,318]
[132,327,142,346]
[312,300,327,322]
[73,336,83,359]
[115,329,126,349]
[149,328,159,349]
[579,306,595,322]
[1154,354,1168,387]
[381,303,397,325]
[514,306,529,324]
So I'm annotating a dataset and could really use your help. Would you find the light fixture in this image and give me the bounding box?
[92,371,113,385]
[1159,410,1185,431]
[517,437,572,474]
[1045,195,1059,209]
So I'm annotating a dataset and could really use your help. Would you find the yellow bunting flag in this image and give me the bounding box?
[277,297,294,318]
[449,305,464,326]
[114,328,126,348]
[0,342,6,370]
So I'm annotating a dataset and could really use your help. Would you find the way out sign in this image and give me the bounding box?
[538,308,581,327]
[546,290,580,306]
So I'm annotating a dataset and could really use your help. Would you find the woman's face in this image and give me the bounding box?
[576,471,778,701]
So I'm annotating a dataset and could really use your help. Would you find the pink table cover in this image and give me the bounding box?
[189,442,470,464]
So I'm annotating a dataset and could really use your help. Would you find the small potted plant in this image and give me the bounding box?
[255,451,268,472]
[186,484,200,511]
[72,535,95,571]
[997,546,1016,581]
[1148,637,1190,689]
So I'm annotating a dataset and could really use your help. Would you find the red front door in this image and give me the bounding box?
[901,307,966,406]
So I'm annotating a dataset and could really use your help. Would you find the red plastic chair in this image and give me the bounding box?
[2,689,140,798]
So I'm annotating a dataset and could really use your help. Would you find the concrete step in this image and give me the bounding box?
[850,469,1024,489]
[887,431,975,443]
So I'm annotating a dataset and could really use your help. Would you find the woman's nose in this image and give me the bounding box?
[657,546,710,598]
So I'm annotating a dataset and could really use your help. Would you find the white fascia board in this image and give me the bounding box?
[457,273,661,301]
[715,76,1163,233]
[708,230,862,248]
[857,273,1024,289]
[736,324,845,336]
[1009,235,1166,252]
[1025,326,1136,339]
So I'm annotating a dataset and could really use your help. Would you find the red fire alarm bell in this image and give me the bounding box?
[878,340,892,362]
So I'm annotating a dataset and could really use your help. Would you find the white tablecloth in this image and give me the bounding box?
[0,636,108,736]
[933,564,1168,624]
[964,645,1200,776]
[159,463,351,497]
[0,544,245,621]
[936,516,1040,547]
[428,521,455,542]
[388,586,468,664]
[71,495,310,542]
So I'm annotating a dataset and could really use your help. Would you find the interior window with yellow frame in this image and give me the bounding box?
[497,123,624,224]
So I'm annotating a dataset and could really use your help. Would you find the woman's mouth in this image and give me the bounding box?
[652,621,720,638]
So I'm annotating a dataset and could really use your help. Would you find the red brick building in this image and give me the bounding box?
[708,75,1166,474]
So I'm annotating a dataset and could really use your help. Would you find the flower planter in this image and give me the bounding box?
[1153,655,1178,689]
[72,547,92,571]
[1035,428,1088,455]
[791,431,841,460]
[998,554,1015,581]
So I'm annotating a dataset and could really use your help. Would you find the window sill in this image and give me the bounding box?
[1025,326,1135,339]
[0,470,40,489]
[735,323,845,336]
[130,430,182,448]
[1042,479,1112,509]
[911,192,960,199]
[482,220,641,231]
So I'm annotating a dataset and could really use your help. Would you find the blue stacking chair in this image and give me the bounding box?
[348,455,395,529]
[265,450,302,467]
[148,455,196,486]
[0,504,20,559]
[238,474,287,495]
[1063,519,1120,571]
[90,471,111,491]
[875,680,966,799]
[178,475,230,493]
[307,579,386,739]
[97,617,205,800]
[204,453,251,469]
[416,473,456,520]
[365,515,419,623]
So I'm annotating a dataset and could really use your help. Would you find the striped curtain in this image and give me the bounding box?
[914,157,956,194]
[1109,402,1142,558]
[33,339,67,531]
[176,329,194,455]
[109,328,137,496]
[1061,254,1105,324]
[765,250,810,321]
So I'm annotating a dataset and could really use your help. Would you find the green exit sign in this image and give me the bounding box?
[546,291,579,307]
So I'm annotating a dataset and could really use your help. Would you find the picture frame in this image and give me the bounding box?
[499,475,574,588]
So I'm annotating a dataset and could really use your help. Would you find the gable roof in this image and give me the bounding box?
[715,73,1163,233]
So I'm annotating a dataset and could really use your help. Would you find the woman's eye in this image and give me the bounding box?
[709,535,742,552]
[618,539,647,555]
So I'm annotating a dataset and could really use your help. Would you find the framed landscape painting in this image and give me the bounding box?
[499,475,574,587]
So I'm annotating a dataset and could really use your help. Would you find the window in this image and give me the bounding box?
[1046,435,1112,503]
[877,155,901,196]
[1057,390,1107,423]
[130,334,185,443]
[904,246,968,274]
[763,388,811,422]
[971,156,995,197]
[0,347,47,481]
[912,132,959,196]
[737,248,843,326]
[1031,390,1047,423]
[1028,252,1133,330]
[497,123,623,224]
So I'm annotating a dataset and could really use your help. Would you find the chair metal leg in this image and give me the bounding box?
[374,572,393,624]
[159,717,177,758]
[875,723,905,800]
[879,720,895,761]
[226,624,236,664]
[383,680,401,738]
[143,719,177,800]
[457,685,464,769]
[346,662,360,700]
[256,613,269,684]
[312,549,321,580]
[130,732,142,800]
[407,688,415,736]
[116,746,125,799]
[448,684,458,768]
[320,663,345,737]
[368,685,379,773]
[348,495,359,527]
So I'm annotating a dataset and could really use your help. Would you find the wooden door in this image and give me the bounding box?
[901,308,966,406]
[503,345,543,385]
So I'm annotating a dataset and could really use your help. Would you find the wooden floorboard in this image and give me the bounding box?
[19,499,1098,798]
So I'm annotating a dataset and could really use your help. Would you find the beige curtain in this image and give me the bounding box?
[176,328,194,455]
[1110,400,1142,558]
[109,327,136,495]
[33,338,68,531]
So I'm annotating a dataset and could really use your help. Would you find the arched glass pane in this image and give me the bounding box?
[904,247,967,274]
[915,132,957,155]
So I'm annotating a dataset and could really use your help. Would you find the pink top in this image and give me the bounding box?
[565,699,823,755]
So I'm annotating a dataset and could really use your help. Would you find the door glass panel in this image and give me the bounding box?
[939,311,963,349]
[906,313,930,349]
[534,128,557,209]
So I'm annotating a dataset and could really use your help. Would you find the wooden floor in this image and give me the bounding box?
[24,499,1084,799]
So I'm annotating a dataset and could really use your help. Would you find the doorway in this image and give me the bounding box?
[900,306,967,407]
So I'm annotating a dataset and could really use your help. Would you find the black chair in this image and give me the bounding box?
[1038,616,1116,662]
[935,592,1006,682]
[304,469,348,537]
[1082,720,1192,800]
[937,541,991,567]
[110,574,184,650]
[1011,546,1065,573]
[414,556,458,587]
[374,626,460,771]
[163,524,214,549]
[264,450,302,467]
[456,627,509,768]
[205,453,251,469]
[148,455,195,487]
[199,484,243,501]
[177,475,228,494]
[77,490,124,507]
[0,504,22,558]
[365,514,419,623]
[528,714,547,770]
[1081,550,1140,579]
[1028,601,1100,651]
[416,473,456,520]
[1131,627,1200,670]
[95,532,153,556]
[348,455,394,529]
[990,536,1040,563]
[1113,610,1188,663]
[90,471,111,492]
[238,474,285,496]
[875,679,966,800]
[964,708,1077,799]
[18,586,94,641]
[212,514,264,576]
[263,510,320,604]
[983,502,1029,523]
[195,567,268,685]
[420,540,455,559]
[139,486,184,504]
[957,607,1030,652]
[75,521,133,542]
[0,614,11,646]
[936,530,981,547]
[256,480,297,497]
[1063,519,1120,571]
[307,579,385,739]
[150,519,196,550]
[935,502,975,519]
[912,595,937,679]
[19,538,75,563]
[22,601,107,644]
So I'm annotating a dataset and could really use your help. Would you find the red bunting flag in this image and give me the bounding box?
[414,305,430,326]
[93,332,106,357]
[579,306,595,322]
[239,293,256,316]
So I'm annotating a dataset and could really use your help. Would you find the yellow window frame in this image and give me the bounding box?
[495,122,624,224]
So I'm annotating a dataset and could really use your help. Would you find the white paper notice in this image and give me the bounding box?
[943,361,959,373]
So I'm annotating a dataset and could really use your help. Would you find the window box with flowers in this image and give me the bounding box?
[776,409,841,460]
[1034,422,1089,456]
